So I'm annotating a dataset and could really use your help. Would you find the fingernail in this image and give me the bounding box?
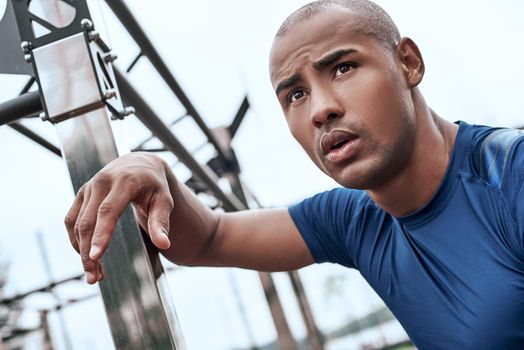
[89,245,100,260]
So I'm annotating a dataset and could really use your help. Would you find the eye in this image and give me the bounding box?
[287,89,306,103]
[334,62,356,77]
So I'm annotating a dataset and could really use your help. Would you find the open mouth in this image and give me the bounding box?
[321,130,358,155]
[330,138,350,151]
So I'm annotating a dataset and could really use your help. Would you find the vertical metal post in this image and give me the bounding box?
[288,271,325,350]
[258,272,298,350]
[39,310,55,350]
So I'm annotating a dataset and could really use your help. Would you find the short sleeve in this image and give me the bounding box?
[498,130,524,258]
[515,177,524,255]
[288,188,364,267]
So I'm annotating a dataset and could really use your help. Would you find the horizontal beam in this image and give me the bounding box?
[0,91,42,126]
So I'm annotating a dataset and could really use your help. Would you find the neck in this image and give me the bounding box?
[366,92,459,217]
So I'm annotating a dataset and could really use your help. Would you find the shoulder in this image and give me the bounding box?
[462,122,524,189]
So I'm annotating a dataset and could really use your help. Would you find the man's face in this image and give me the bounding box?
[270,7,417,189]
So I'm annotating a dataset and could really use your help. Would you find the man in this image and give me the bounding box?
[65,0,524,348]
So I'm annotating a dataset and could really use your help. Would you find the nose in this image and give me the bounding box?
[309,87,343,128]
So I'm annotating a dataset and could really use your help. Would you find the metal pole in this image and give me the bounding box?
[0,91,42,126]
[288,271,325,350]
[39,310,55,350]
[8,0,186,345]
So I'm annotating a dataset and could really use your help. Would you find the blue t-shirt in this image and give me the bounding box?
[289,122,524,349]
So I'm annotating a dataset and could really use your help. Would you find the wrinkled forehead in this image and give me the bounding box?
[269,7,366,85]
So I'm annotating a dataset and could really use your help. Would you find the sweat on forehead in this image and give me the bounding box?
[276,0,400,49]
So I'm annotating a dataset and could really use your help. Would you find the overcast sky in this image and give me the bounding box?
[1,1,523,349]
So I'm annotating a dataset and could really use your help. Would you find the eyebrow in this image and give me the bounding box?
[275,73,302,96]
[313,48,358,71]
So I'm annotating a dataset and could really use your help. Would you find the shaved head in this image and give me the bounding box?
[276,0,400,49]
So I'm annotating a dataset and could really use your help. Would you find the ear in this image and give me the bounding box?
[396,37,425,87]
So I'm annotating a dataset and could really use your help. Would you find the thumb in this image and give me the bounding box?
[147,195,173,250]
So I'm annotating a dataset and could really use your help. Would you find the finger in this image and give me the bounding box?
[77,186,107,282]
[147,193,173,250]
[74,186,92,252]
[98,263,105,282]
[89,186,135,260]
[65,188,85,253]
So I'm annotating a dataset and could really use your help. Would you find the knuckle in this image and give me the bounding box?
[93,172,111,187]
[98,201,115,217]
[76,219,94,236]
[64,214,75,229]
[78,184,87,195]
[120,170,141,191]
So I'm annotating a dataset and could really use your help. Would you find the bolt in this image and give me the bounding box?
[111,106,135,121]
[88,31,100,42]
[104,89,116,100]
[80,18,94,31]
[20,41,32,53]
[104,53,118,63]
[121,106,135,117]
[24,54,32,63]
[40,112,49,122]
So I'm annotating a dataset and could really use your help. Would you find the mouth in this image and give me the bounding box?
[320,130,360,163]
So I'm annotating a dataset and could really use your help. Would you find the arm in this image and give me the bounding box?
[65,152,314,284]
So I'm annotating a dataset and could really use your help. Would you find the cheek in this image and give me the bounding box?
[345,70,408,132]
[287,116,322,164]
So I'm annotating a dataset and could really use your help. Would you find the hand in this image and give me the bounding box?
[64,153,173,284]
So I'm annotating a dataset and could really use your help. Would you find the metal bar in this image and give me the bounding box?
[56,109,184,349]
[229,96,250,138]
[39,310,55,350]
[131,113,188,151]
[126,51,143,73]
[258,272,299,350]
[0,275,83,306]
[133,147,167,153]
[115,68,245,212]
[8,122,62,157]
[288,270,325,350]
[19,76,36,95]
[104,0,233,163]
[0,91,42,126]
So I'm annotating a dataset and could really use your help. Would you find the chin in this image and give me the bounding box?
[328,161,386,190]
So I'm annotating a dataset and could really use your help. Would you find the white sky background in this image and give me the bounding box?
[0,0,524,349]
